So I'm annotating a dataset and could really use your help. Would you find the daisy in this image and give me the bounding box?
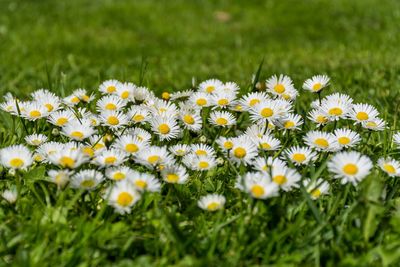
[99,79,122,95]
[209,111,236,127]
[129,127,152,143]
[113,135,149,155]
[70,169,105,190]
[128,171,161,192]
[276,113,303,130]
[169,144,191,157]
[96,95,127,112]
[320,93,353,121]
[135,146,175,170]
[0,145,33,170]
[134,86,154,102]
[198,79,223,94]
[304,131,338,152]
[249,99,291,123]
[179,107,202,132]
[161,165,189,184]
[104,180,141,214]
[266,74,295,97]
[210,91,237,109]
[221,82,240,94]
[105,166,135,181]
[308,109,330,125]
[244,124,270,140]
[47,148,88,169]
[48,110,76,127]
[189,92,211,108]
[36,141,65,160]
[150,116,180,141]
[239,92,269,110]
[47,169,72,188]
[283,146,318,166]
[34,90,62,113]
[377,157,400,177]
[270,164,301,191]
[279,87,299,101]
[216,136,234,152]
[127,106,150,124]
[229,137,258,165]
[198,194,226,211]
[256,135,281,151]
[362,118,386,131]
[0,99,19,115]
[25,134,48,146]
[394,132,400,147]
[61,119,96,141]
[334,128,361,149]
[183,154,216,171]
[147,99,179,118]
[116,82,135,101]
[21,101,48,121]
[327,151,373,185]
[252,156,287,173]
[238,172,279,199]
[99,110,129,129]
[93,148,128,167]
[349,103,379,123]
[303,178,330,199]
[190,144,216,157]
[63,94,81,106]
[72,89,94,103]
[303,75,330,93]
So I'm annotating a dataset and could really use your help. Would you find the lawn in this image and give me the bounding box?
[1,0,400,266]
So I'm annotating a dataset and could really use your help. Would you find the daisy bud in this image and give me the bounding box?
[8,169,16,176]
[199,136,207,143]
[216,157,224,166]
[2,189,17,204]
[52,128,60,136]
[161,92,170,100]
[255,81,266,91]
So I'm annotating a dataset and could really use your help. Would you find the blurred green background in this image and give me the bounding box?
[1,0,399,107]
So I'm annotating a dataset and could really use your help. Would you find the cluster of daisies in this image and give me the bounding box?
[1,75,399,214]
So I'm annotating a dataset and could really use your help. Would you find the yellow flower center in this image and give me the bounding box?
[148,155,160,164]
[198,161,209,169]
[273,175,287,185]
[10,158,24,168]
[30,110,41,118]
[158,123,170,134]
[312,83,322,91]
[311,189,321,198]
[71,131,84,139]
[251,185,265,198]
[314,138,329,148]
[121,91,130,99]
[284,121,295,128]
[292,153,306,163]
[338,136,351,145]
[105,156,117,164]
[133,114,144,122]
[71,96,80,103]
[105,103,117,110]
[82,95,90,102]
[215,117,228,125]
[94,143,105,151]
[166,173,179,183]
[218,99,229,106]
[107,116,119,125]
[342,163,358,175]
[249,99,260,107]
[196,98,207,106]
[206,202,220,211]
[260,143,271,150]
[356,112,369,121]
[366,121,377,128]
[261,108,274,118]
[135,180,147,189]
[117,192,133,207]
[274,84,285,94]
[223,141,233,149]
[125,144,139,153]
[56,117,68,126]
[235,105,243,111]
[195,150,207,156]
[60,156,75,168]
[162,92,170,100]
[206,86,215,93]
[233,147,246,158]
[328,107,343,116]
[111,172,125,180]
[82,147,94,157]
[107,86,116,93]
[183,114,195,125]
[45,104,54,112]
[316,115,328,124]
[80,180,95,188]
[383,164,396,174]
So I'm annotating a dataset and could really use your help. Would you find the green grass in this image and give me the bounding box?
[1,0,400,266]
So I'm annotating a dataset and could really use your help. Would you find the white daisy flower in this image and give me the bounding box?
[21,101,49,121]
[169,144,191,157]
[183,154,216,171]
[320,93,353,121]
[93,148,128,167]
[129,171,161,192]
[0,145,33,170]
[134,86,154,102]
[210,91,237,109]
[221,82,240,94]
[394,132,400,147]
[327,151,372,185]
[238,172,279,199]
[190,144,216,157]
[129,127,152,143]
[283,146,318,166]
[198,194,226,211]
[279,86,299,101]
[198,79,223,94]
[113,135,149,155]
[70,169,105,190]
[61,119,96,141]
[47,147,88,169]
[170,89,195,101]
[63,94,81,106]
[377,157,400,177]
[303,178,330,199]
[25,134,48,146]
[239,92,269,110]
[256,135,281,151]
[334,128,361,149]
[48,110,76,127]
[96,95,127,112]
[127,106,150,124]
[252,156,286,173]
[72,88,94,103]
[216,136,234,152]
[229,137,258,165]
[33,90,62,113]
[179,107,202,132]
[99,110,129,129]
[104,179,141,214]
[249,99,291,123]
[271,164,301,191]
[209,110,236,127]
[147,99,179,118]
[0,99,20,115]
[105,166,135,181]
[304,131,338,152]
[47,169,72,188]
[189,92,211,108]
[134,146,175,170]
[116,82,135,101]
[276,113,303,130]
[362,118,386,131]
[349,103,379,123]
[303,75,330,93]
[308,109,330,125]
[266,74,295,97]
[150,116,180,141]
[99,79,122,95]
[161,165,189,184]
